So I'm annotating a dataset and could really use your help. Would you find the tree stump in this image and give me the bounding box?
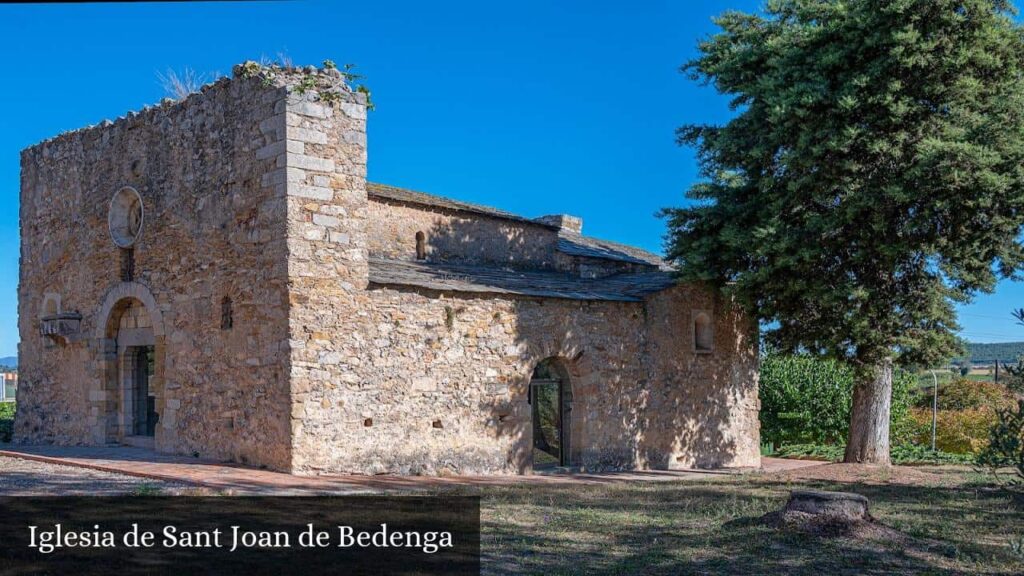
[785,490,869,521]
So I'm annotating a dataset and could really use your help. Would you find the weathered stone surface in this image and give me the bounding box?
[786,490,870,520]
[16,62,762,477]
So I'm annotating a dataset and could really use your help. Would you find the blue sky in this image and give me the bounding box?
[0,0,1021,358]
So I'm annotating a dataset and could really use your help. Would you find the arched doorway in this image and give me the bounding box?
[94,282,166,447]
[106,299,157,445]
[529,358,572,470]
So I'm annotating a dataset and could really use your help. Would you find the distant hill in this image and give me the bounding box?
[955,342,1024,365]
[0,356,16,369]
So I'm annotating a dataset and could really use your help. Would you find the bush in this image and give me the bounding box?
[913,378,1015,411]
[772,442,971,464]
[0,402,14,443]
[907,378,1016,454]
[891,443,974,465]
[759,354,914,447]
[908,407,999,454]
[975,399,1024,487]
[773,443,844,461]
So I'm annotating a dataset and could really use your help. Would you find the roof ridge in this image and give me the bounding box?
[366,182,540,225]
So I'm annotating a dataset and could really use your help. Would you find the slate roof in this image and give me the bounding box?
[556,231,670,269]
[367,182,669,268]
[368,258,677,302]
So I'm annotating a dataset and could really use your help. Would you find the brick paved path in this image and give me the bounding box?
[0,444,823,495]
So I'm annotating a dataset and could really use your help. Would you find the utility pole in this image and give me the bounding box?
[931,369,938,452]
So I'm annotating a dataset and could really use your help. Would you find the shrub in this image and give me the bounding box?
[760,355,850,445]
[759,354,913,447]
[773,443,844,461]
[909,407,998,454]
[772,442,971,464]
[0,402,14,443]
[907,378,1016,454]
[913,378,1015,411]
[891,443,974,465]
[975,399,1024,487]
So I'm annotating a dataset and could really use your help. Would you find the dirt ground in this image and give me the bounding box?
[0,455,190,495]
[1,455,1020,574]
[762,461,976,487]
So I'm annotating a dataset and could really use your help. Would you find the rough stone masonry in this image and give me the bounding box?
[15,62,761,475]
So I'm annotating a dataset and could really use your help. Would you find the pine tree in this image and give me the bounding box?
[664,0,1024,463]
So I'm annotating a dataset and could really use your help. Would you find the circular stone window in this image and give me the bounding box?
[108,187,144,248]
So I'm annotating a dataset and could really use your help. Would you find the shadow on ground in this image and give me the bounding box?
[468,473,1024,576]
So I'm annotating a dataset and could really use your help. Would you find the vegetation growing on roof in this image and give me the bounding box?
[234,58,374,110]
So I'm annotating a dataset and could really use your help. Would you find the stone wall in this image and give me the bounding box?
[366,198,654,279]
[367,199,562,268]
[289,282,760,475]
[280,68,758,475]
[640,286,762,468]
[17,71,296,470]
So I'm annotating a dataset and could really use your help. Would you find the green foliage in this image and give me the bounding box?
[760,355,852,445]
[236,60,263,79]
[772,442,971,464]
[903,378,1015,454]
[891,443,974,465]
[444,305,456,331]
[759,354,914,445]
[356,85,375,111]
[908,407,999,454]
[532,383,561,459]
[293,75,317,95]
[913,378,1016,411]
[0,402,14,442]
[1000,310,1024,393]
[663,1,1024,372]
[1001,358,1024,394]
[890,366,915,442]
[975,399,1024,487]
[235,59,374,110]
[773,443,845,461]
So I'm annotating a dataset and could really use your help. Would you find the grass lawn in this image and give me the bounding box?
[471,465,1023,575]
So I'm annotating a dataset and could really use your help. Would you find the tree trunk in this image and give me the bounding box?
[844,359,892,465]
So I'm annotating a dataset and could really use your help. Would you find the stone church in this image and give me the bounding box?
[16,62,760,475]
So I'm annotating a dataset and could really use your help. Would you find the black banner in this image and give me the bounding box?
[0,496,480,575]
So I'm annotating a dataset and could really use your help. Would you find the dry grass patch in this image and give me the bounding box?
[462,466,1023,575]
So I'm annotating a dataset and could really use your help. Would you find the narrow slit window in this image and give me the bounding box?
[694,312,713,353]
[120,248,135,282]
[415,231,426,260]
[221,296,233,330]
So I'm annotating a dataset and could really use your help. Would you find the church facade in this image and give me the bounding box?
[16,63,760,475]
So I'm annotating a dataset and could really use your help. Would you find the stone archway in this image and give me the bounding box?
[95,282,165,339]
[92,282,166,447]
